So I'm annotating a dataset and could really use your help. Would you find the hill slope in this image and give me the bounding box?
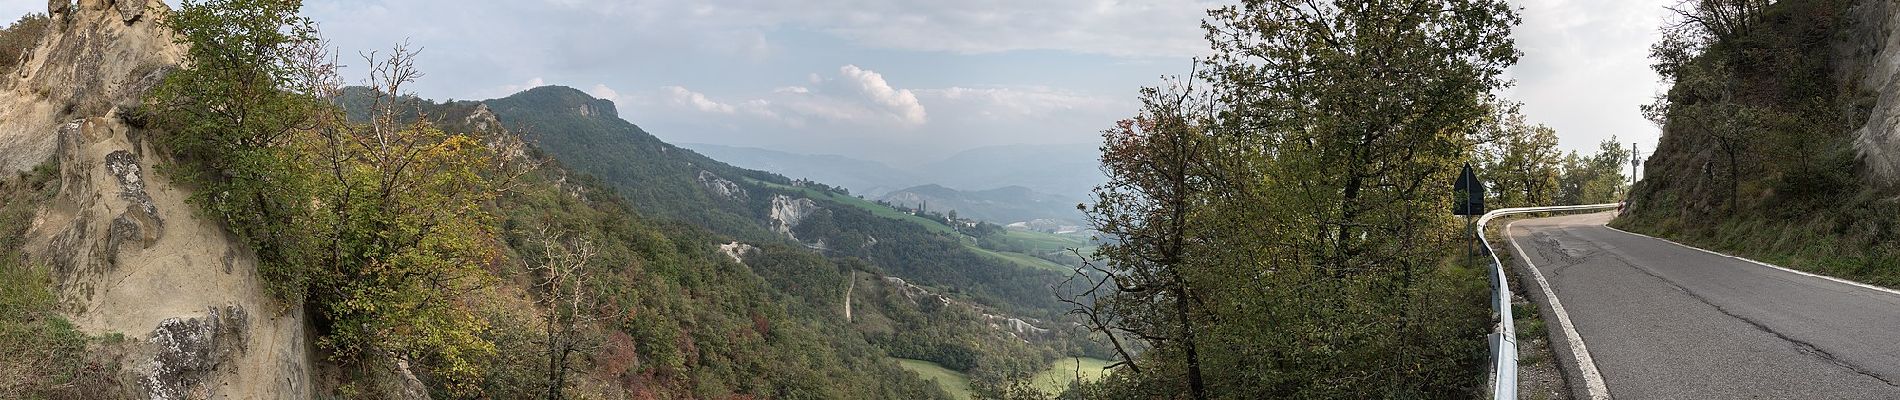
[1618,0,1900,285]
[479,86,1074,314]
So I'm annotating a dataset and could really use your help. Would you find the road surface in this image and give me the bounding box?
[1507,212,1900,399]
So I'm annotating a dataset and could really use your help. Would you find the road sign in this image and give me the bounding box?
[1454,163,1485,216]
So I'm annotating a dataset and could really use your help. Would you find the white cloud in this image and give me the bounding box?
[838,65,927,125]
[657,65,930,128]
[662,86,736,114]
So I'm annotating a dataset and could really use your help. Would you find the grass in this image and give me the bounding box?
[1027,357,1114,396]
[894,356,1115,399]
[893,357,973,400]
[968,245,1072,274]
[1613,195,1900,289]
[999,229,1091,253]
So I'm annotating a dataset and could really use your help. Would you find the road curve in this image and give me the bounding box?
[1507,212,1900,399]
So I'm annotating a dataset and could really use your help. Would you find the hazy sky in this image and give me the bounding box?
[3,0,1670,165]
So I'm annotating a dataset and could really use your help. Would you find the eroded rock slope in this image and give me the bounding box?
[1,1,312,398]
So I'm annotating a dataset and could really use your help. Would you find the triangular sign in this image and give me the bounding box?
[1453,163,1485,216]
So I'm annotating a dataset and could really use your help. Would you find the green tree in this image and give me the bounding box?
[303,46,502,393]
[1476,104,1562,207]
[1556,138,1630,205]
[146,0,322,302]
[1076,0,1521,397]
[1076,78,1216,398]
[149,1,504,393]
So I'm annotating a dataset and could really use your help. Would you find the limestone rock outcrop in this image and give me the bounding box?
[0,1,313,398]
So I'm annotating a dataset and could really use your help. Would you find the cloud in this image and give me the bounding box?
[838,65,927,125]
[662,86,737,114]
[1504,0,1670,155]
[656,65,930,128]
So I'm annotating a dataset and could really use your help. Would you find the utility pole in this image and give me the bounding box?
[1630,142,1641,188]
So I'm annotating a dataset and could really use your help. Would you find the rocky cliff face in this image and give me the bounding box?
[768,194,820,240]
[1,1,312,398]
[1843,0,1900,184]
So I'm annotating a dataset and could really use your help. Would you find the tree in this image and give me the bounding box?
[524,225,601,400]
[1073,76,1215,398]
[149,1,507,392]
[303,45,504,393]
[1556,138,1630,205]
[1075,0,1521,397]
[1476,104,1562,207]
[146,0,323,303]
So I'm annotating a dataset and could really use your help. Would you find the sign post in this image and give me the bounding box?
[1454,163,1487,259]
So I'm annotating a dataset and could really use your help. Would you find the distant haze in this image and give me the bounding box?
[682,142,1107,200]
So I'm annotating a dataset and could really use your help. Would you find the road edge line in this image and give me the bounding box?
[1600,225,1900,297]
[1505,219,1611,400]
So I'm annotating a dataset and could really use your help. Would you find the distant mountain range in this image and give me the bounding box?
[915,143,1106,199]
[879,184,1083,226]
[679,142,1103,225]
[683,143,921,197]
[680,143,1106,199]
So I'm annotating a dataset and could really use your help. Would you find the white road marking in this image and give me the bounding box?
[1506,219,1612,400]
[1601,226,1900,297]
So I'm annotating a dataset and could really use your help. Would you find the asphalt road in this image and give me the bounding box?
[1507,212,1900,399]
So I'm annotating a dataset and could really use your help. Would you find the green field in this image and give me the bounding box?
[1001,229,1092,253]
[969,245,1072,273]
[894,356,1114,398]
[1029,357,1115,395]
[894,358,973,400]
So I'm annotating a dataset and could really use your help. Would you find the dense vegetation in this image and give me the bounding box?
[480,86,1080,315]
[1474,104,1632,208]
[1066,0,1520,397]
[1617,0,1900,285]
[475,83,1128,397]
[128,0,955,397]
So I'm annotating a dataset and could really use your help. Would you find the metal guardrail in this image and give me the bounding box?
[1478,203,1620,400]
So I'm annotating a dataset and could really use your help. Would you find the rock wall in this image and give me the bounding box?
[1,1,312,398]
[1843,0,1900,184]
[768,194,820,240]
[698,170,747,201]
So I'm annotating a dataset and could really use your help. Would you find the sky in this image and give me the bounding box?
[2,0,1671,166]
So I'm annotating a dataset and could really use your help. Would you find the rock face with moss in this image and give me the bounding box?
[0,1,312,398]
